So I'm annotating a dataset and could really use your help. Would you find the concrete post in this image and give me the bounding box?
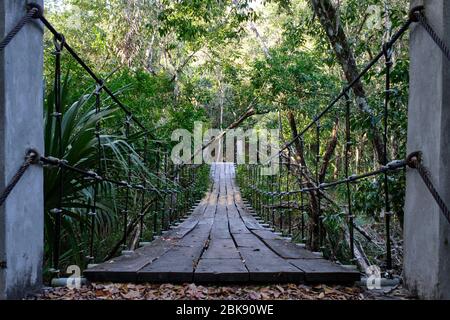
[404,0,450,300]
[0,1,44,299]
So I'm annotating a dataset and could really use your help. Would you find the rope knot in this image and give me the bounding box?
[409,5,424,22]
[26,3,44,19]
[406,151,422,169]
[26,149,40,164]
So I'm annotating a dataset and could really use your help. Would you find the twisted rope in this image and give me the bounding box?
[0,150,40,207]
[411,7,450,62]
[0,6,40,52]
[407,151,450,224]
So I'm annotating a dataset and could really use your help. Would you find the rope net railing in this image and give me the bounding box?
[0,4,449,276]
[0,3,207,275]
[237,5,450,272]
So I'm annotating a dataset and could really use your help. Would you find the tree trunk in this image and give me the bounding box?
[319,117,339,183]
[310,0,384,164]
[287,110,320,250]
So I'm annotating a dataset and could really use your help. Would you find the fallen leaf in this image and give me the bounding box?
[122,290,142,299]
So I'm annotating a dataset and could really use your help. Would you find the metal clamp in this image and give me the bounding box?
[50,208,63,214]
[53,33,66,53]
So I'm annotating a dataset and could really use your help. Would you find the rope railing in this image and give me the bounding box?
[406,152,450,224]
[0,150,40,207]
[0,3,205,274]
[0,4,41,52]
[238,5,450,272]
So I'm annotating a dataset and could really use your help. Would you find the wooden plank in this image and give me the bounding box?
[210,222,232,239]
[83,238,174,282]
[232,233,266,248]
[137,245,205,282]
[203,203,217,218]
[258,239,321,259]
[218,195,227,207]
[288,259,360,284]
[166,225,199,239]
[197,217,214,227]
[177,222,214,247]
[174,232,209,247]
[194,258,249,282]
[240,215,265,230]
[190,201,208,216]
[215,205,228,219]
[228,218,251,234]
[252,229,283,240]
[239,246,305,282]
[202,239,241,259]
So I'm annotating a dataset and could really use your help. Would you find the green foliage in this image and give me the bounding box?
[251,47,338,111]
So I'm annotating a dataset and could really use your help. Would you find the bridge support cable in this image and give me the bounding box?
[162,153,170,229]
[315,118,323,250]
[0,150,39,207]
[344,93,355,262]
[122,116,132,250]
[411,6,450,62]
[0,4,41,52]
[50,33,65,272]
[383,41,394,270]
[406,152,450,224]
[153,145,161,237]
[87,81,104,264]
[139,137,148,243]
[285,151,291,233]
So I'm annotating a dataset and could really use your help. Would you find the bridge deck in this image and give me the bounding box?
[84,163,360,284]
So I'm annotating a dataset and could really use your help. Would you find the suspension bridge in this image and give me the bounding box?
[0,1,449,299]
[84,163,359,283]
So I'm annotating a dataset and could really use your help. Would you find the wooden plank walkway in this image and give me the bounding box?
[84,163,360,284]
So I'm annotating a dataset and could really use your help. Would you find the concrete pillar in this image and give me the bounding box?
[404,0,450,300]
[0,1,44,299]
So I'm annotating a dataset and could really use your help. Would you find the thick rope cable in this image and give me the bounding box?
[0,150,40,207]
[407,152,450,224]
[411,7,450,62]
[0,6,40,52]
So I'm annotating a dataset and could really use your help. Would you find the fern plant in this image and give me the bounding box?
[43,72,160,272]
